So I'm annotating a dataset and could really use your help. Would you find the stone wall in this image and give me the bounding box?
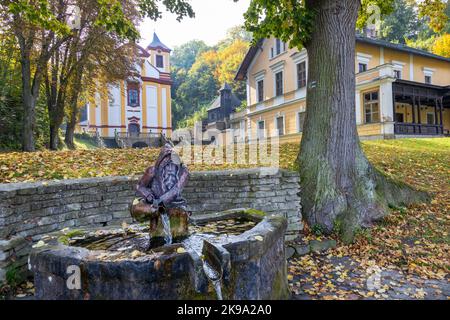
[0,168,302,283]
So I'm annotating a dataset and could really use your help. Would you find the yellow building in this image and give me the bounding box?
[78,33,172,143]
[233,35,450,143]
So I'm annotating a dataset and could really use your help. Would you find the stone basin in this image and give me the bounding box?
[29,209,289,300]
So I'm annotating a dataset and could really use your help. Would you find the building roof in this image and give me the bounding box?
[207,84,242,111]
[235,39,264,81]
[355,34,450,63]
[220,82,232,91]
[147,32,171,53]
[235,35,450,81]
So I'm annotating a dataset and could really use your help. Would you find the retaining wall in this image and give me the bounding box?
[0,168,302,282]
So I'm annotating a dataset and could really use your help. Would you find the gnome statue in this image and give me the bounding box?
[130,141,190,244]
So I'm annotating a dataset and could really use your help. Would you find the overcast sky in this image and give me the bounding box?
[138,0,251,50]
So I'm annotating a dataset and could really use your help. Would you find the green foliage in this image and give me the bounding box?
[357,0,395,31]
[177,104,208,129]
[96,0,139,40]
[379,0,422,43]
[5,263,24,288]
[418,0,449,33]
[405,36,437,51]
[354,227,373,244]
[243,0,315,49]
[171,40,210,70]
[235,101,247,113]
[0,32,49,151]
[243,0,447,50]
[377,0,449,54]
[138,0,194,21]
[312,224,324,236]
[7,0,71,35]
[171,27,250,129]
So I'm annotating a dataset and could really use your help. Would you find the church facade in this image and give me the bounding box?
[78,33,173,138]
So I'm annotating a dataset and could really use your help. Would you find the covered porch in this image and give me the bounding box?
[392,80,449,136]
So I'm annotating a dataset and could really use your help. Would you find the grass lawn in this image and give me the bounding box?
[0,137,448,299]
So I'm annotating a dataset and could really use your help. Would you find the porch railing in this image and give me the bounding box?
[394,123,444,135]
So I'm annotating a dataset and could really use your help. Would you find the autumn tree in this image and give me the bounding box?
[171,28,251,128]
[43,0,140,150]
[432,33,450,57]
[243,0,446,242]
[0,0,194,151]
[216,39,249,100]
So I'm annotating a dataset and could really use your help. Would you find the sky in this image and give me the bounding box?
[138,0,251,50]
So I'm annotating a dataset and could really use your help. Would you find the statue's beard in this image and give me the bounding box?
[162,162,178,192]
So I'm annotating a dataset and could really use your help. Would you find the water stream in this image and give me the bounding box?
[202,261,223,300]
[182,233,224,300]
[160,213,172,245]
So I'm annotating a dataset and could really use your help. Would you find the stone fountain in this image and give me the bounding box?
[29,144,290,300]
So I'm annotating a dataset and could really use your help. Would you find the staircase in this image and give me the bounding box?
[102,138,120,149]
[115,132,162,148]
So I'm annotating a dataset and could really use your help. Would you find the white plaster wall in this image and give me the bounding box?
[95,92,101,127]
[146,85,158,131]
[162,87,167,134]
[108,84,121,127]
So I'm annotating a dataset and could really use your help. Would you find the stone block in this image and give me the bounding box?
[309,239,337,253]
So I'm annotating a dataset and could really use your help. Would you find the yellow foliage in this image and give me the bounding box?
[432,34,450,58]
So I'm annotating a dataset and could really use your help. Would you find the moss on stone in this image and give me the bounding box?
[243,208,266,217]
[58,229,85,245]
[271,269,290,300]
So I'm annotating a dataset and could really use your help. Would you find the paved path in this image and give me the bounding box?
[288,254,449,300]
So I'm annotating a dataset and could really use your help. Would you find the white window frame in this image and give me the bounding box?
[392,60,405,79]
[270,38,287,59]
[292,49,308,99]
[274,71,284,97]
[363,90,380,124]
[274,115,285,136]
[253,70,266,106]
[257,120,266,139]
[270,60,285,103]
[357,53,372,73]
[256,79,264,102]
[423,67,435,84]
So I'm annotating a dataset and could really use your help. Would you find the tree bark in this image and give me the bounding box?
[17,33,38,152]
[20,60,36,152]
[298,0,429,242]
[65,74,83,150]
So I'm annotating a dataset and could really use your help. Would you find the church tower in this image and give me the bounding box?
[146,32,171,75]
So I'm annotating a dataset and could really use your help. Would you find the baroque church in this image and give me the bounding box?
[78,33,173,140]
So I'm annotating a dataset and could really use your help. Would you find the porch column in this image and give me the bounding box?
[435,98,439,125]
[411,96,416,134]
[439,98,444,134]
[380,81,395,136]
[417,96,421,134]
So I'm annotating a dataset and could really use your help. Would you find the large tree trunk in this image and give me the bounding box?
[65,89,81,150]
[19,44,37,152]
[49,122,60,150]
[65,63,84,150]
[298,0,428,243]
